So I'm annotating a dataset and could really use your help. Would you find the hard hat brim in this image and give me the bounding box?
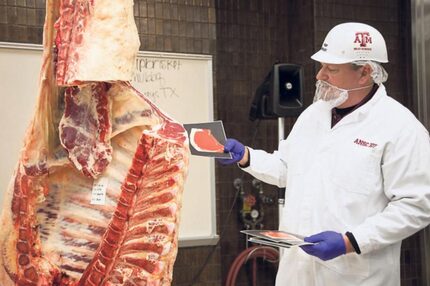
[311,50,351,64]
[311,50,389,64]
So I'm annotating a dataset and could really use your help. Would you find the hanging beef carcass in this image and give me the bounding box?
[0,0,190,285]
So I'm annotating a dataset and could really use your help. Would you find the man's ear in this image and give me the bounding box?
[359,65,373,84]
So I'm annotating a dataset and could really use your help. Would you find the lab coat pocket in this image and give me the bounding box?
[317,252,370,279]
[324,143,382,229]
[329,142,381,195]
[325,184,370,228]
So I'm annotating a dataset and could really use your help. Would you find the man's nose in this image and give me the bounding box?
[316,68,328,81]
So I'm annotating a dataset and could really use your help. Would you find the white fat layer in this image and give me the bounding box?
[70,0,140,82]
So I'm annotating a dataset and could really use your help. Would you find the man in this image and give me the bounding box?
[219,22,430,285]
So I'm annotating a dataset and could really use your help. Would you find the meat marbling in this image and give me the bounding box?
[0,0,190,285]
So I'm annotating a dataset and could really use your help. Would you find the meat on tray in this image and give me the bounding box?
[0,0,190,285]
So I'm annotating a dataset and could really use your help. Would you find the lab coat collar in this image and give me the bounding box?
[330,84,387,130]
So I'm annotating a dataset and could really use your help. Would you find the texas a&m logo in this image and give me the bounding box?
[354,32,372,50]
[354,138,377,148]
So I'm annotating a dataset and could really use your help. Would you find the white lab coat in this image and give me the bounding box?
[242,84,430,286]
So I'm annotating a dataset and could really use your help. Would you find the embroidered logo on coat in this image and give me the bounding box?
[354,138,377,148]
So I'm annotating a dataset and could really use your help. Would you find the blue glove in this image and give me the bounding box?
[300,231,346,261]
[217,138,246,165]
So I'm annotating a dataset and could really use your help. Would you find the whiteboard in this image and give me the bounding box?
[0,42,218,246]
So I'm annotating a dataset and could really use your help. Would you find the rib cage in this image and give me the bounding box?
[81,128,188,286]
[0,82,190,286]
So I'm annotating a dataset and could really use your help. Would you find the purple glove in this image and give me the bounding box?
[300,231,346,261]
[217,138,245,165]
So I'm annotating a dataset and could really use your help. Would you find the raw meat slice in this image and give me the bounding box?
[0,0,189,284]
[189,128,224,153]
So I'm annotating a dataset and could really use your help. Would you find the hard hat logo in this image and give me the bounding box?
[354,32,372,48]
[321,43,328,51]
[311,22,388,64]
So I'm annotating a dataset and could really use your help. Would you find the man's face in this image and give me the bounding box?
[316,63,363,90]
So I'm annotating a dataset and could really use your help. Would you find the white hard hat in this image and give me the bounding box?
[311,22,388,64]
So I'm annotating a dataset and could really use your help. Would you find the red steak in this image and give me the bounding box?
[190,128,224,153]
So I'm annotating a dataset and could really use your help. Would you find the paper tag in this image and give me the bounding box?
[91,177,108,205]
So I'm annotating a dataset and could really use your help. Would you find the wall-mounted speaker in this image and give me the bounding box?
[249,63,304,120]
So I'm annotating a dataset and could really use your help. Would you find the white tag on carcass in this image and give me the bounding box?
[91,177,108,205]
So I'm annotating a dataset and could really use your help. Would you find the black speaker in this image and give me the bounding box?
[249,63,304,121]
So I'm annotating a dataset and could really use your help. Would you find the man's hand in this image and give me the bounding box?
[217,138,247,165]
[300,231,347,261]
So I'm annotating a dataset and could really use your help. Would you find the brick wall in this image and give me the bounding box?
[215,1,289,284]
[0,0,44,43]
